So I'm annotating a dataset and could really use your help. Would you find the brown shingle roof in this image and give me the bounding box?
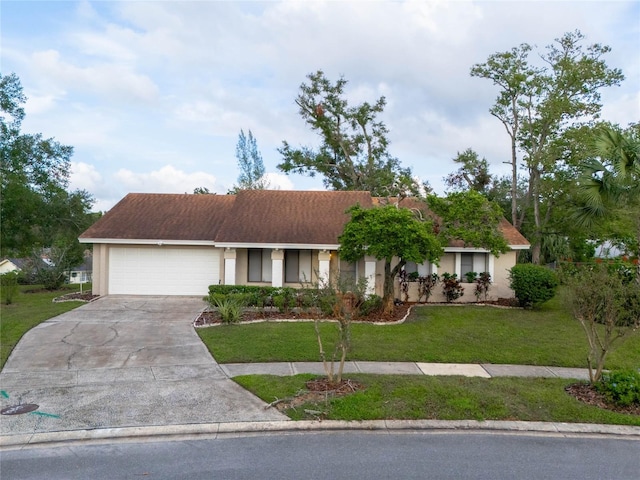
[215,190,372,245]
[80,191,528,248]
[79,193,235,241]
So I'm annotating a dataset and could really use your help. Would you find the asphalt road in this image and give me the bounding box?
[2,431,639,480]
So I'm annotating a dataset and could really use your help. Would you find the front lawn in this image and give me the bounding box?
[0,284,90,369]
[197,296,640,370]
[235,374,639,426]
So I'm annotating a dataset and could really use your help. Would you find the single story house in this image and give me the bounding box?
[0,257,50,277]
[79,190,529,301]
[0,258,24,275]
[67,254,93,284]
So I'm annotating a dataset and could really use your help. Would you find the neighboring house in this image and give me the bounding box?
[0,257,49,277]
[79,191,529,300]
[67,255,93,284]
[0,258,25,275]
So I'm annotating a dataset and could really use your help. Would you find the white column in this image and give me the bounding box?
[364,256,377,295]
[318,250,331,285]
[454,253,462,278]
[431,263,438,276]
[224,248,236,285]
[488,254,495,279]
[271,249,284,287]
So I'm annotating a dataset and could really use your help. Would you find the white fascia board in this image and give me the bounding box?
[214,242,339,251]
[444,245,531,253]
[78,238,217,246]
[444,247,490,253]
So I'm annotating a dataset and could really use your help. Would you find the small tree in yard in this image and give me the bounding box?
[339,204,443,314]
[311,275,368,384]
[564,265,640,383]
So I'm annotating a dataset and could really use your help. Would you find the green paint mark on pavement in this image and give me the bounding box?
[0,391,9,399]
[30,411,61,419]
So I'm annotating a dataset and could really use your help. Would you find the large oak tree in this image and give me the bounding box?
[278,70,422,197]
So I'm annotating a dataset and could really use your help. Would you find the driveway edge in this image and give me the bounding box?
[2,420,639,449]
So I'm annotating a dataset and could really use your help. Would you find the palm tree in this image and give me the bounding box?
[576,125,640,281]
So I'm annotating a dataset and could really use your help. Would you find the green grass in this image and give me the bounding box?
[235,374,640,426]
[0,284,90,369]
[197,295,640,370]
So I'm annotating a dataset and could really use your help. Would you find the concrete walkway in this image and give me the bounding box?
[220,361,592,380]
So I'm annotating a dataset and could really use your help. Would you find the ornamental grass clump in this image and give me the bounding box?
[210,296,245,325]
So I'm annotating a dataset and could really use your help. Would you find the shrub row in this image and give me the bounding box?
[207,284,381,319]
[208,285,298,308]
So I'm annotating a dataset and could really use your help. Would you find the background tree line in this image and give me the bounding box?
[1,72,97,287]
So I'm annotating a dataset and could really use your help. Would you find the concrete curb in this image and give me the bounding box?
[2,420,639,450]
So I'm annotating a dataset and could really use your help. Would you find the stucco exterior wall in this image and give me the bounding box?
[392,251,518,303]
[92,244,109,296]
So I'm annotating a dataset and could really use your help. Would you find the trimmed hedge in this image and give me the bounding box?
[208,285,297,308]
[509,264,558,309]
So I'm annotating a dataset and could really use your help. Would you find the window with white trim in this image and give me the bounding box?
[339,258,357,284]
[460,253,488,279]
[404,261,433,276]
[248,249,272,282]
[284,249,312,283]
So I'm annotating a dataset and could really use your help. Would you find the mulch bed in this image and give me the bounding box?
[269,378,366,416]
[565,383,640,416]
[53,292,100,303]
[194,302,413,326]
[193,299,523,327]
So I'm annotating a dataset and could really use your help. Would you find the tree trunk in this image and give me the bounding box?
[636,213,640,284]
[510,134,519,229]
[531,166,542,264]
[383,260,396,314]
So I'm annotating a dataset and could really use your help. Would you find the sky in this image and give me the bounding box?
[2,0,639,212]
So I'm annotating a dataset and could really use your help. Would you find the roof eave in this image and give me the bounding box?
[79,238,217,246]
[215,242,340,250]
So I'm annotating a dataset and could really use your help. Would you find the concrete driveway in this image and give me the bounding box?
[0,296,287,437]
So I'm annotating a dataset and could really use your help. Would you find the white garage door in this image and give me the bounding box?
[109,246,220,295]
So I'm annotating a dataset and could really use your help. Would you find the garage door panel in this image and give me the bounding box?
[109,246,219,295]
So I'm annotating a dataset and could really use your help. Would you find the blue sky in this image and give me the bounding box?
[2,0,639,211]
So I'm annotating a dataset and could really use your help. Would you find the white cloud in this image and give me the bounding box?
[30,49,159,103]
[114,165,222,194]
[2,0,637,213]
[263,172,294,191]
[70,161,103,192]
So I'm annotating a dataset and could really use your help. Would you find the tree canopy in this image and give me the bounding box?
[278,70,421,197]
[0,72,95,274]
[443,148,495,196]
[339,191,509,312]
[229,129,269,193]
[575,124,640,279]
[471,31,624,263]
[427,191,510,256]
[339,203,442,312]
